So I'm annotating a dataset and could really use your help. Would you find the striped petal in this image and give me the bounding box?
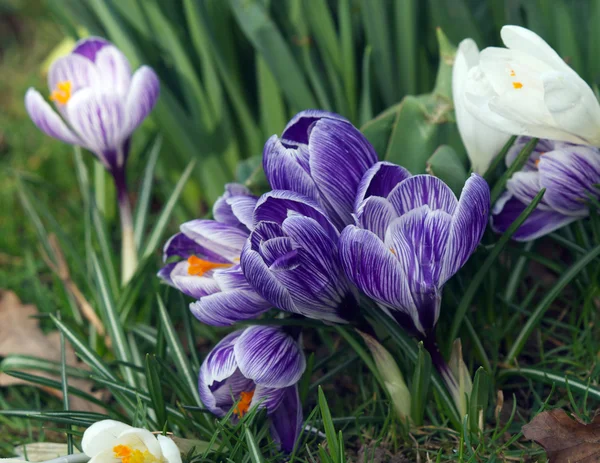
[124,66,160,135]
[387,175,458,216]
[355,161,412,209]
[356,196,398,239]
[25,89,82,146]
[72,37,109,61]
[170,261,221,299]
[269,385,303,453]
[190,289,271,326]
[281,109,348,144]
[180,220,248,262]
[95,45,132,96]
[234,326,305,388]
[48,53,100,97]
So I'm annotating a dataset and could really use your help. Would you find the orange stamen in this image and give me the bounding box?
[187,255,232,276]
[389,247,397,256]
[509,69,516,76]
[512,81,523,89]
[50,81,72,105]
[234,390,255,417]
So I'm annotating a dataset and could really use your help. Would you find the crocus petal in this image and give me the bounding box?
[501,26,571,72]
[252,385,286,411]
[25,89,82,146]
[355,161,412,208]
[94,45,132,96]
[157,262,177,286]
[180,220,248,262]
[254,190,338,242]
[162,232,212,262]
[73,37,110,61]
[66,88,127,167]
[48,53,100,96]
[213,185,257,230]
[356,196,398,240]
[263,135,320,201]
[339,226,413,313]
[190,289,271,326]
[117,428,162,458]
[269,385,303,453]
[240,244,297,314]
[539,147,600,215]
[308,118,379,227]
[82,420,131,457]
[201,331,242,386]
[281,109,348,144]
[506,171,552,210]
[157,436,182,463]
[387,175,458,216]
[124,66,160,135]
[170,261,221,299]
[203,369,255,417]
[491,194,576,241]
[235,326,305,388]
[441,174,490,282]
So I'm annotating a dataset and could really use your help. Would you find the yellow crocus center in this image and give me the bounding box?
[113,445,159,463]
[50,80,72,105]
[187,255,232,276]
[512,81,523,89]
[233,390,255,418]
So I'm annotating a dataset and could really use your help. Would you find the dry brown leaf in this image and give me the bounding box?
[0,290,103,412]
[522,408,600,462]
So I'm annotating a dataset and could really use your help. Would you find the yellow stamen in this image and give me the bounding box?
[512,81,523,89]
[187,255,232,276]
[509,69,516,76]
[50,80,72,105]
[113,445,158,463]
[234,390,255,418]
[389,247,397,256]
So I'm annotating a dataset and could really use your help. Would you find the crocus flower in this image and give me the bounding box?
[199,326,305,453]
[240,190,360,324]
[25,36,160,284]
[263,110,378,230]
[82,420,181,463]
[158,184,271,326]
[491,137,600,241]
[339,162,490,337]
[463,25,600,146]
[25,36,159,173]
[452,38,511,174]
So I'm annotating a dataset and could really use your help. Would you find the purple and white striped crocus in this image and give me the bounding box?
[158,184,271,325]
[240,190,360,324]
[199,325,305,453]
[25,37,160,284]
[491,137,600,241]
[339,162,490,338]
[25,36,159,174]
[263,110,378,230]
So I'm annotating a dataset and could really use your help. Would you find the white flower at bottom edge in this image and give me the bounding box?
[82,420,182,463]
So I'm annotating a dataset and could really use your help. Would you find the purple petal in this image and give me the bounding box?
[263,135,320,202]
[200,331,242,387]
[213,183,257,230]
[308,118,379,227]
[157,262,177,286]
[190,289,271,326]
[94,45,132,96]
[170,261,221,299]
[72,37,110,61]
[124,66,160,135]
[387,175,458,216]
[505,137,558,170]
[234,326,305,388]
[66,88,127,168]
[48,54,100,97]
[252,385,286,411]
[355,161,412,209]
[200,369,254,417]
[339,226,413,315]
[162,232,215,262]
[505,171,552,210]
[260,237,296,266]
[269,385,303,453]
[281,109,348,144]
[356,196,398,239]
[441,174,490,282]
[240,244,297,314]
[491,194,577,241]
[254,190,338,242]
[24,89,81,145]
[539,147,600,215]
[180,220,248,262]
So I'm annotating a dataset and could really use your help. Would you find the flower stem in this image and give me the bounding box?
[423,336,460,405]
[113,167,138,285]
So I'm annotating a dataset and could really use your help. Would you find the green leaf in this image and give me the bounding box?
[244,427,265,463]
[145,354,167,428]
[411,342,432,426]
[469,367,490,434]
[142,160,196,260]
[490,138,539,204]
[134,135,162,250]
[318,386,340,462]
[427,145,468,196]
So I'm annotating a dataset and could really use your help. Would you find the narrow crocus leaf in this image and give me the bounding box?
[411,342,432,426]
[318,387,339,462]
[145,354,167,428]
[469,367,490,434]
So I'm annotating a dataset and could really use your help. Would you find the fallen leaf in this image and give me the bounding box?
[522,408,600,462]
[0,290,103,412]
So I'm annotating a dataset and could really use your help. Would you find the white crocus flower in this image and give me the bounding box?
[453,38,511,174]
[82,420,182,463]
[464,25,600,146]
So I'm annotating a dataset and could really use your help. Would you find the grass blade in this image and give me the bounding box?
[244,427,265,463]
[134,135,162,250]
[318,386,340,462]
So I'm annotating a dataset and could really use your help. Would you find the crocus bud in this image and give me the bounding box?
[463,26,600,146]
[452,39,511,174]
[448,339,473,418]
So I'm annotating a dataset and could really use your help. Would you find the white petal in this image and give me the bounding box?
[500,25,570,72]
[25,88,82,146]
[95,45,132,96]
[157,436,182,463]
[82,420,132,457]
[116,428,161,458]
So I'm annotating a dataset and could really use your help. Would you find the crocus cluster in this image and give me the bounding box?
[160,110,491,449]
